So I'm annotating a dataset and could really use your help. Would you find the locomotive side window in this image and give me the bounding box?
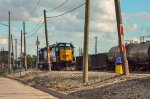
[56,47,58,51]
[65,46,72,50]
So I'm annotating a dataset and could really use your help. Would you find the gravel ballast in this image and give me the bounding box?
[8,71,150,99]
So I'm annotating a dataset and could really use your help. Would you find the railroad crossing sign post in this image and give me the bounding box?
[20,53,22,76]
[114,0,129,76]
[20,30,23,77]
[36,37,40,75]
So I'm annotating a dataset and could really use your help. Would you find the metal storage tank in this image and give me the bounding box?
[108,43,138,63]
[107,46,120,63]
[128,42,150,64]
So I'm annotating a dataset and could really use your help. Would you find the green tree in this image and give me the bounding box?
[16,54,37,70]
[27,54,37,69]
[1,51,8,64]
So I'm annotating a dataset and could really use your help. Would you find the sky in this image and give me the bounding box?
[0,0,150,57]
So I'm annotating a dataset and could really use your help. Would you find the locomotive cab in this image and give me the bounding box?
[54,43,75,62]
[38,42,76,70]
[51,43,76,70]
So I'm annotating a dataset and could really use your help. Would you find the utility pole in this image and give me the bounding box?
[21,30,22,59]
[20,30,22,76]
[44,10,51,71]
[36,37,40,74]
[14,39,17,68]
[83,0,90,83]
[23,21,27,71]
[8,11,11,74]
[79,47,81,56]
[11,35,15,71]
[114,0,129,76]
[95,36,98,54]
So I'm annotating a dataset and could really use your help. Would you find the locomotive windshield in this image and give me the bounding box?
[56,43,73,50]
[54,43,74,56]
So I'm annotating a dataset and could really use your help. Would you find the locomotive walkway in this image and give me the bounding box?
[0,77,58,99]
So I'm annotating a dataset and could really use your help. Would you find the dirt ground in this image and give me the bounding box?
[7,70,150,99]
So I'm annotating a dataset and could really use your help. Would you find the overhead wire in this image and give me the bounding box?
[26,0,71,36]
[26,22,44,38]
[46,3,85,19]
[0,23,8,26]
[26,0,41,21]
[27,17,43,35]
[0,23,8,38]
[47,0,70,12]
[0,21,21,32]
[19,1,84,39]
[24,0,42,37]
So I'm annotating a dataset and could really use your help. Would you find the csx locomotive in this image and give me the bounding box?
[38,42,76,70]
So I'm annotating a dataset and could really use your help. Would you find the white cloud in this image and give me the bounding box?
[127,23,139,32]
[29,16,44,23]
[1,0,145,54]
[123,19,139,32]
[131,37,140,43]
[0,38,8,44]
[90,21,116,33]
[133,12,150,21]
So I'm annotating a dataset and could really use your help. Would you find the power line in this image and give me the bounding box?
[26,22,44,38]
[47,3,85,19]
[47,0,70,12]
[0,23,9,38]
[0,23,8,26]
[26,0,41,21]
[27,18,43,35]
[0,22,21,31]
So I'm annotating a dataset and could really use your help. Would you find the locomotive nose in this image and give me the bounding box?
[60,49,73,61]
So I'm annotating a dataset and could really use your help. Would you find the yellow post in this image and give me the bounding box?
[115,57,123,74]
[115,64,123,74]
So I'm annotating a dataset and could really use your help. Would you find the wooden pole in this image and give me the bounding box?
[44,10,51,71]
[8,11,11,74]
[36,36,40,74]
[23,21,27,71]
[20,30,22,76]
[11,35,15,71]
[83,0,90,83]
[114,0,129,76]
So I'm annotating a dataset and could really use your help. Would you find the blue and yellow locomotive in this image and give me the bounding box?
[38,42,76,70]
